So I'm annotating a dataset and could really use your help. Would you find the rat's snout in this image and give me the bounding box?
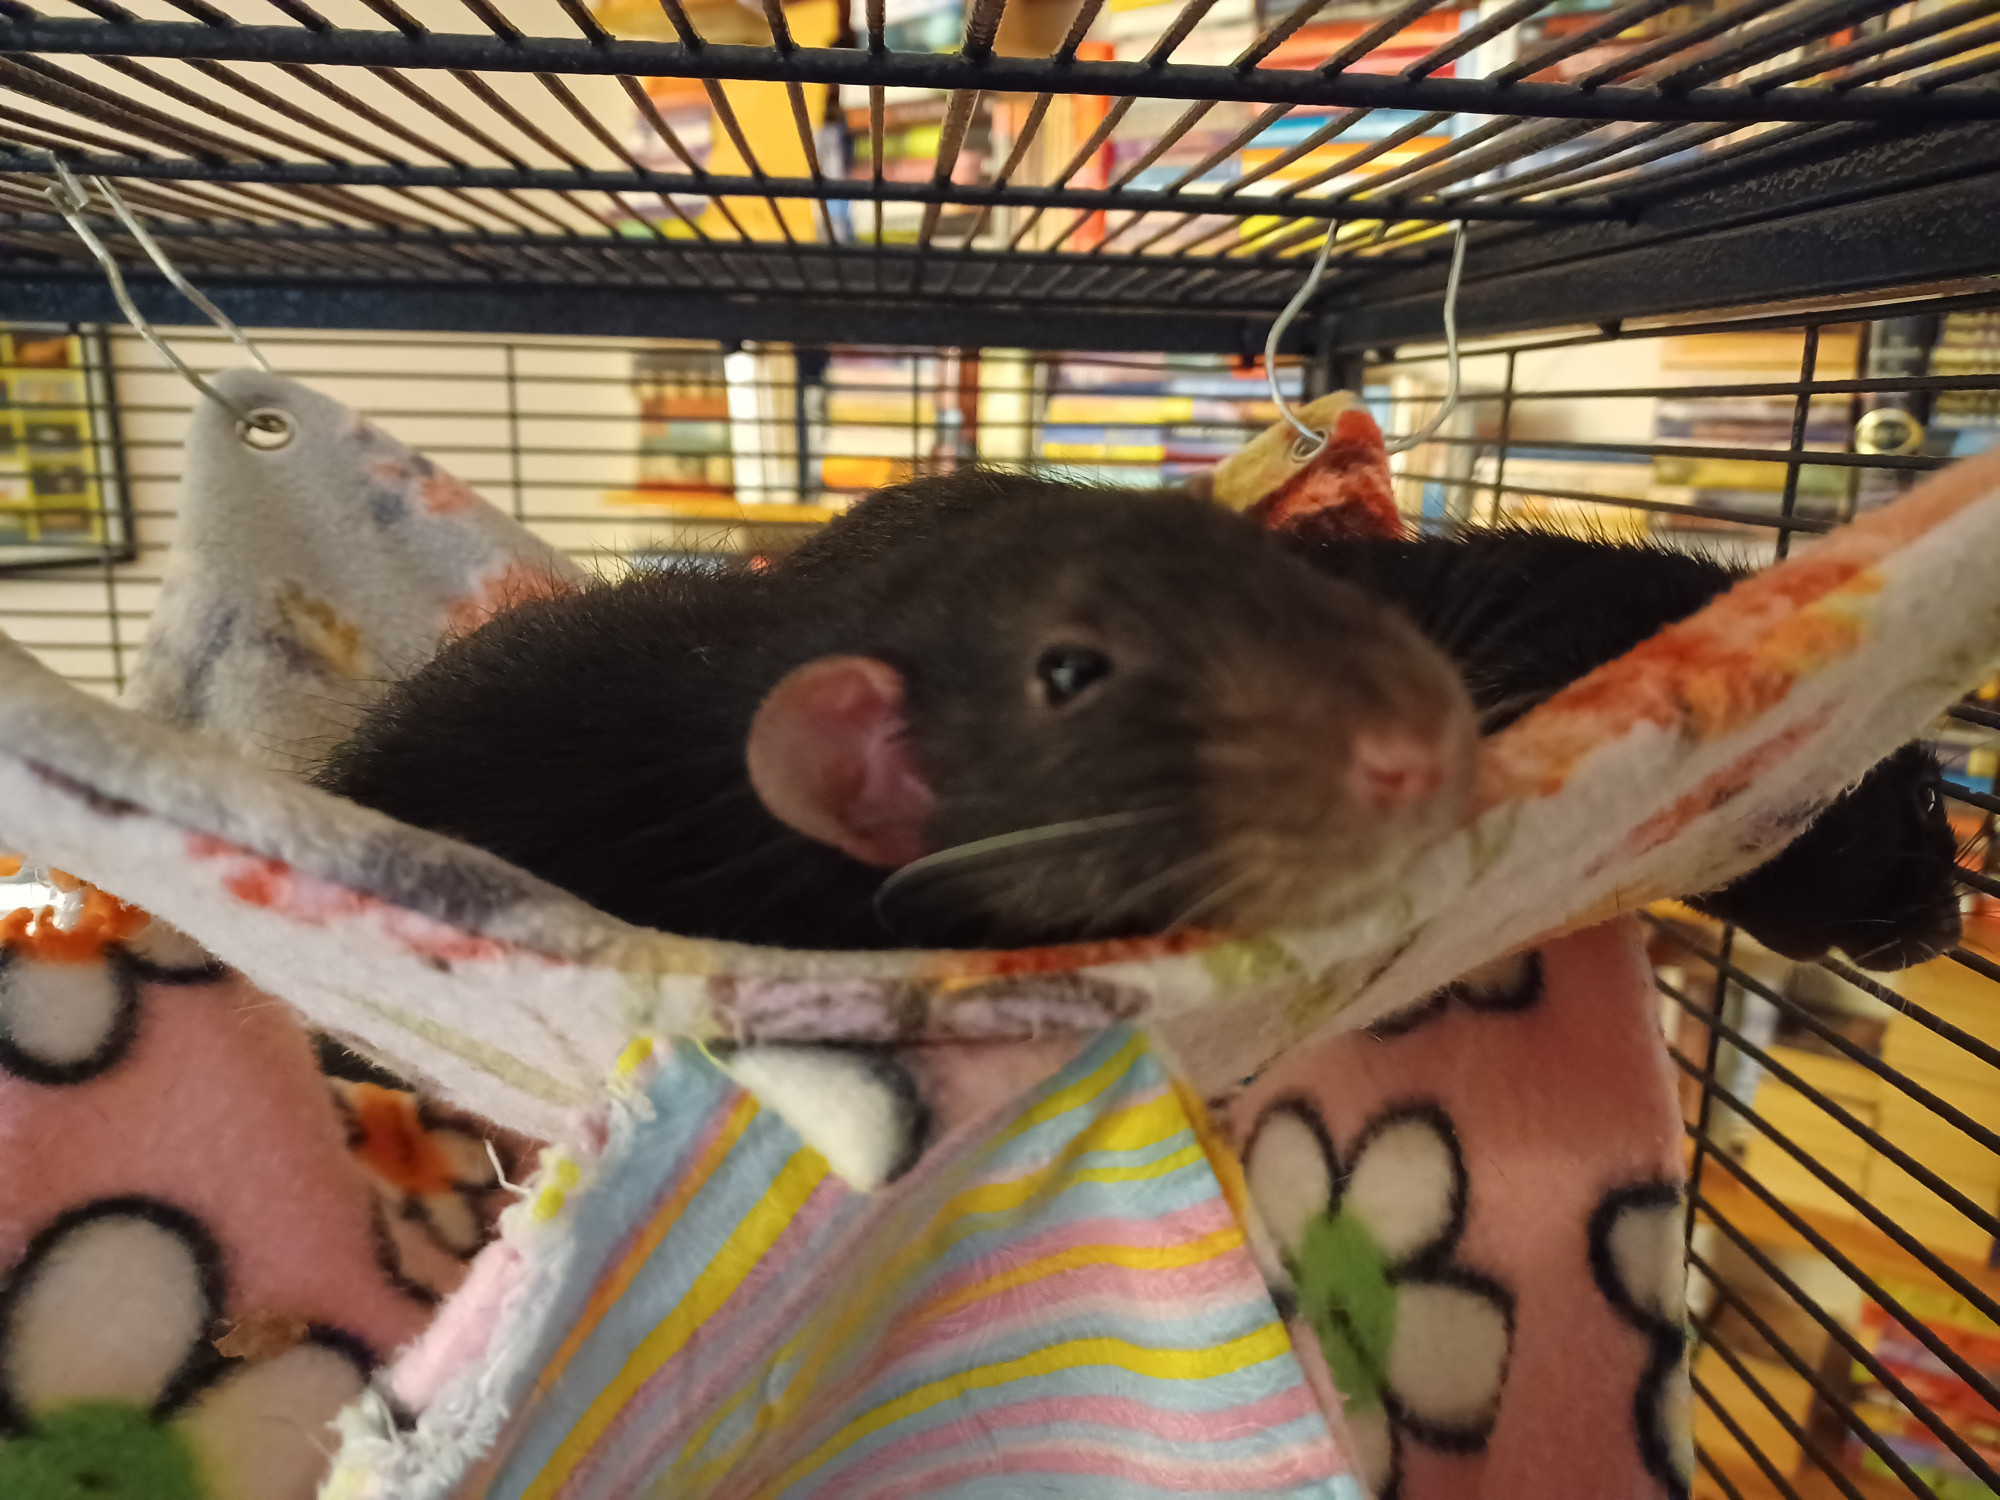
[1327,681,1476,840]
[1346,725,1453,815]
[1191,582,1477,935]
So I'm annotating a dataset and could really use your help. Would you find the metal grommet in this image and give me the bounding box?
[239,408,294,450]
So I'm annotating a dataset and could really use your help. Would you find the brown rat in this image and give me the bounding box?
[317,473,1476,950]
[793,484,1963,969]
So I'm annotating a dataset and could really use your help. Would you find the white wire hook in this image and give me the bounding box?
[41,158,290,445]
[1264,218,1469,461]
[1384,220,1468,458]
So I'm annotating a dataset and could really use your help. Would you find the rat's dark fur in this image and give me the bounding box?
[1293,526,1963,969]
[321,470,1960,969]
[793,481,1961,966]
[319,562,888,949]
[318,474,1471,950]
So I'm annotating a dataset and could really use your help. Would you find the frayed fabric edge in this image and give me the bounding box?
[320,1051,663,1500]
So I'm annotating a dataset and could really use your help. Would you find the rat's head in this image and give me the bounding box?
[747,480,1475,947]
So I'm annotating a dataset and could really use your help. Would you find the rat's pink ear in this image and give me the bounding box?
[746,656,935,868]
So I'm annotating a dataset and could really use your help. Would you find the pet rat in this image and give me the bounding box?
[1291,525,1963,970]
[316,474,1477,950]
[787,484,1961,969]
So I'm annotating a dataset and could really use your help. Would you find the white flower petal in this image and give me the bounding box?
[419,1191,486,1257]
[428,1127,498,1188]
[179,1341,367,1500]
[1607,1199,1686,1325]
[369,1201,465,1295]
[719,1046,917,1191]
[4,1210,209,1413]
[1345,1115,1461,1265]
[123,920,213,973]
[0,953,128,1071]
[1660,1359,1694,1486]
[1386,1279,1511,1430]
[1244,1106,1334,1259]
[1457,954,1532,1003]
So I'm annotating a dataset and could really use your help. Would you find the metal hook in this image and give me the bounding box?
[1263,218,1469,461]
[1263,222,1344,461]
[1383,221,1468,458]
[41,158,289,445]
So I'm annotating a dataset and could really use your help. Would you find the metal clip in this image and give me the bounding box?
[41,158,291,448]
[1264,217,1469,460]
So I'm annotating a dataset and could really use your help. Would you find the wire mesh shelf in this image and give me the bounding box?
[3,0,1999,347]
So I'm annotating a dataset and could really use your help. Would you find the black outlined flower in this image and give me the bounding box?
[1245,1099,1515,1497]
[0,1200,369,1500]
[1588,1180,1693,1498]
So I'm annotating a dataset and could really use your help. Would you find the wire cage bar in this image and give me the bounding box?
[4,0,1999,347]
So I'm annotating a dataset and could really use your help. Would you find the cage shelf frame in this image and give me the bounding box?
[3,0,1999,352]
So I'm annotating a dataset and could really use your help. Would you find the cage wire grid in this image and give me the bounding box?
[0,0,1998,348]
[2,298,1999,1500]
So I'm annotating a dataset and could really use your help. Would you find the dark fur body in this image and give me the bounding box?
[1294,527,1962,969]
[318,474,1468,950]
[320,471,1959,969]
[798,487,1962,966]
[318,566,891,949]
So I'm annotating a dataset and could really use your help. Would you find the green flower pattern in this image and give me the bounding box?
[0,1202,369,1500]
[1246,1100,1515,1498]
[1297,1208,1398,1421]
[0,1400,205,1500]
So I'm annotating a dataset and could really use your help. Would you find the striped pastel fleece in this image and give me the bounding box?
[430,1027,1354,1500]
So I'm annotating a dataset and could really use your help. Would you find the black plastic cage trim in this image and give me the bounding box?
[0,157,1608,223]
[10,181,2000,354]
[2,274,1288,352]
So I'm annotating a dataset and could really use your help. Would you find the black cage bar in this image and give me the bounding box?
[4,0,2000,349]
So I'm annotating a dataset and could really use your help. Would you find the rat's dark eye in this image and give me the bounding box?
[1036,645,1112,707]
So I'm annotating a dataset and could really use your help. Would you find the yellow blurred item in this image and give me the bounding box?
[593,0,842,241]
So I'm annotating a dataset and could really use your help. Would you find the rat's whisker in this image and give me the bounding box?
[873,809,1178,921]
[1088,845,1233,928]
[887,808,1178,883]
[1157,867,1263,935]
